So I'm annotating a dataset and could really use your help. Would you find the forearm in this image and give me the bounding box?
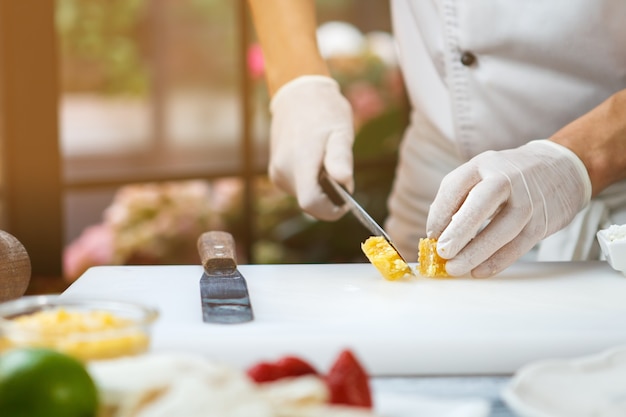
[247,0,330,96]
[551,89,626,197]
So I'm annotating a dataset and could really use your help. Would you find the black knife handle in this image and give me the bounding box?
[319,169,347,207]
[197,231,237,275]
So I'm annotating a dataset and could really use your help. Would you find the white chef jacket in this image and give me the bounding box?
[384,0,626,262]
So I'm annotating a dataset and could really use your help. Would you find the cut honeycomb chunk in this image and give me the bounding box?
[361,236,413,281]
[418,238,449,278]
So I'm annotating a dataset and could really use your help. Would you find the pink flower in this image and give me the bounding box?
[63,223,114,282]
[63,180,218,282]
[345,81,385,128]
[247,43,265,80]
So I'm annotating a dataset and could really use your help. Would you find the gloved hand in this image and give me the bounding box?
[426,140,592,277]
[269,75,354,221]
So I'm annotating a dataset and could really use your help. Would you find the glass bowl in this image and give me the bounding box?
[0,295,159,361]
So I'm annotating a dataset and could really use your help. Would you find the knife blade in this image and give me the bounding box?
[319,169,409,264]
[197,231,253,324]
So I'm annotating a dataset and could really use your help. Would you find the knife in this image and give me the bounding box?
[197,231,254,324]
[319,169,410,264]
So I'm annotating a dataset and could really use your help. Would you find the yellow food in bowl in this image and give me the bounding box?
[0,298,157,362]
[361,236,413,281]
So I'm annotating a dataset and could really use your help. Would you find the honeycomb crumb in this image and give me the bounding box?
[418,238,449,278]
[361,236,413,281]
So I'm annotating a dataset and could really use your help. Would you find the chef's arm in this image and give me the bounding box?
[428,89,626,277]
[246,0,355,221]
[247,0,330,96]
[551,89,626,197]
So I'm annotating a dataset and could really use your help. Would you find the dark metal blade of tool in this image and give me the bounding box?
[197,231,253,324]
[319,169,410,264]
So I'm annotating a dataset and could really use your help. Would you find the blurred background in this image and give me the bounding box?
[0,0,409,291]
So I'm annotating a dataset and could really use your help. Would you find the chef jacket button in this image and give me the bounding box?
[460,51,477,66]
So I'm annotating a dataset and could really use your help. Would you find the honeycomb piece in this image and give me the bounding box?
[418,238,449,278]
[361,236,413,281]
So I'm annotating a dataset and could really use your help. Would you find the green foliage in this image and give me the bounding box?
[56,0,236,94]
[56,0,149,94]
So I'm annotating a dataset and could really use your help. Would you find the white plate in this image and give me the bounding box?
[89,352,491,417]
[502,345,626,417]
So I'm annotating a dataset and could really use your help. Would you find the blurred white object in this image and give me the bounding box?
[90,352,491,417]
[365,31,398,67]
[374,392,490,417]
[317,21,366,58]
[502,345,626,417]
[89,352,371,417]
[597,225,626,275]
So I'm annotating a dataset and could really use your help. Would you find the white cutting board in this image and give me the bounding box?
[62,261,626,376]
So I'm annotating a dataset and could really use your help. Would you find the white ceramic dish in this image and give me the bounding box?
[597,226,626,275]
[502,345,626,417]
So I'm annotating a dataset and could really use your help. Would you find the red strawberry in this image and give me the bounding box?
[275,356,318,378]
[246,361,282,383]
[247,355,318,383]
[325,349,373,408]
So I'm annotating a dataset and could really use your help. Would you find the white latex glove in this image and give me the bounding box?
[269,75,355,221]
[427,140,592,278]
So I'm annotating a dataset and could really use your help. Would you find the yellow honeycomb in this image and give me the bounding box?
[418,238,449,278]
[361,236,413,281]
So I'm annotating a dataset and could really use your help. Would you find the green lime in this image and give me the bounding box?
[0,347,99,417]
